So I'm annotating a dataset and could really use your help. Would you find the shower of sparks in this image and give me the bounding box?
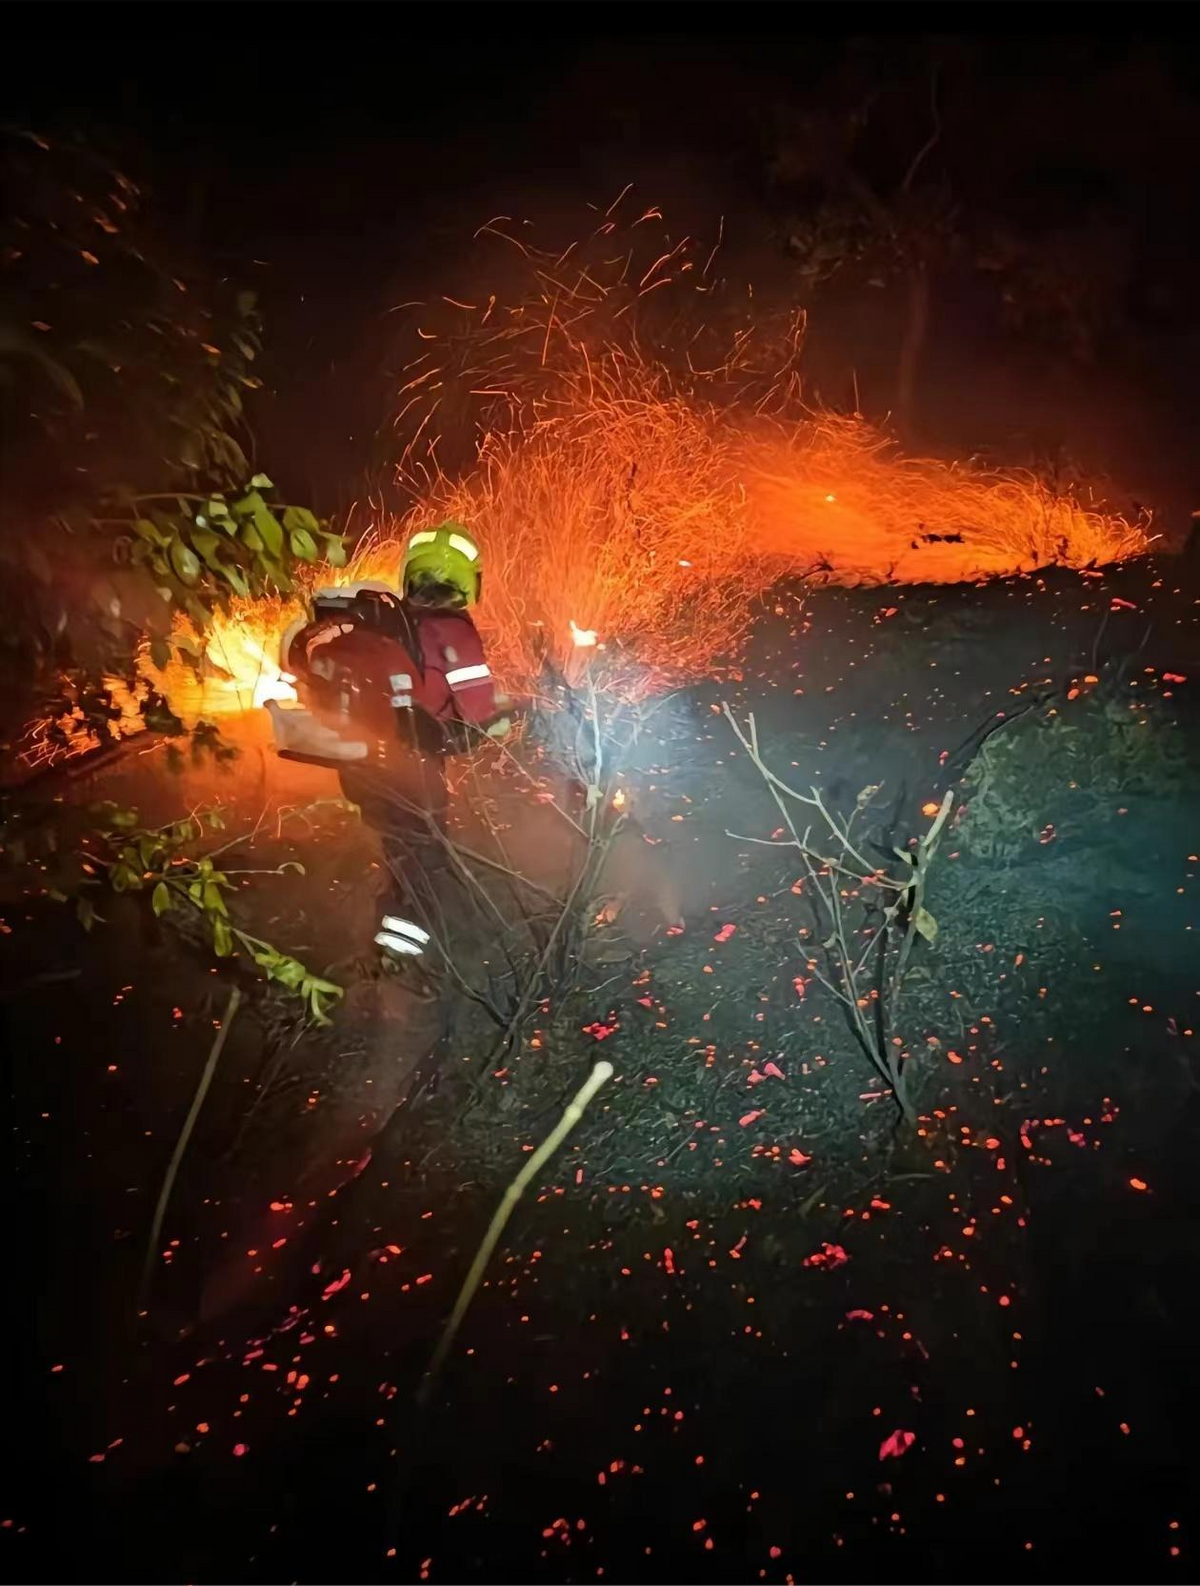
[30,193,1150,754]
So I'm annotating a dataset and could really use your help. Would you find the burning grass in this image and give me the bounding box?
[743,414,1150,584]
[350,400,1150,698]
[351,358,752,690]
[144,199,1150,720]
[347,198,1150,691]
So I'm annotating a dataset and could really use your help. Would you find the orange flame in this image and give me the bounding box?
[145,199,1153,726]
[197,611,298,711]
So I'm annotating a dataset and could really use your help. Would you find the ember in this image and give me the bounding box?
[134,203,1149,723]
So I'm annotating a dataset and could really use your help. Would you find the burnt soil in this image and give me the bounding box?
[6,556,1200,1584]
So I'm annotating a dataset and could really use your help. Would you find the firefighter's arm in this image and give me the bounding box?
[440,623,504,730]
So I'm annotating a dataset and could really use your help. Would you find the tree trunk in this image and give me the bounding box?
[895,260,930,435]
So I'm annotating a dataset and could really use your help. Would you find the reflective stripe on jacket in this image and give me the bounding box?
[288,601,499,747]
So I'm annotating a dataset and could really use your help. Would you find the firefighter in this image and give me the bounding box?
[266,521,510,967]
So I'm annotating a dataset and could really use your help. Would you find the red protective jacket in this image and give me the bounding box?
[286,590,500,753]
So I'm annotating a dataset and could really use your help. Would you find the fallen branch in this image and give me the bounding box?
[418,1058,613,1402]
[137,984,242,1314]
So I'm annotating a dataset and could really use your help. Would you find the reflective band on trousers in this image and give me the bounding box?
[445,662,491,690]
[375,915,430,957]
[380,915,430,944]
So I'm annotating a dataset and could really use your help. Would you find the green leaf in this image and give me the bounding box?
[303,974,343,1026]
[282,505,320,538]
[232,490,283,559]
[912,905,938,943]
[288,527,318,561]
[262,558,293,593]
[255,511,285,561]
[149,637,171,671]
[136,835,162,870]
[221,562,250,597]
[134,517,169,546]
[199,881,228,919]
[190,526,225,567]
[270,956,306,990]
[249,473,274,490]
[76,897,97,931]
[212,916,233,957]
[305,975,342,1000]
[152,881,172,917]
[322,534,348,568]
[169,537,201,586]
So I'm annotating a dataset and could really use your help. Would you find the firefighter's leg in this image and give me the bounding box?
[336,758,455,1000]
[335,766,424,963]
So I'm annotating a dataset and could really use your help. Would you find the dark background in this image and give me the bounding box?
[7,14,1200,1583]
[9,10,1199,525]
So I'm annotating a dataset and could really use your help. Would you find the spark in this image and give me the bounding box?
[100,198,1152,747]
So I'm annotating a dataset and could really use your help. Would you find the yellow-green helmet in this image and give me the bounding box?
[401,520,482,608]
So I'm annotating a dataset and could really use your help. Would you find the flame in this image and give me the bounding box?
[119,198,1152,745]
[355,199,1150,695]
[204,611,298,711]
[145,603,302,720]
[17,675,145,771]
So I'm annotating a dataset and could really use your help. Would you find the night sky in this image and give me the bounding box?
[12,16,1199,519]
